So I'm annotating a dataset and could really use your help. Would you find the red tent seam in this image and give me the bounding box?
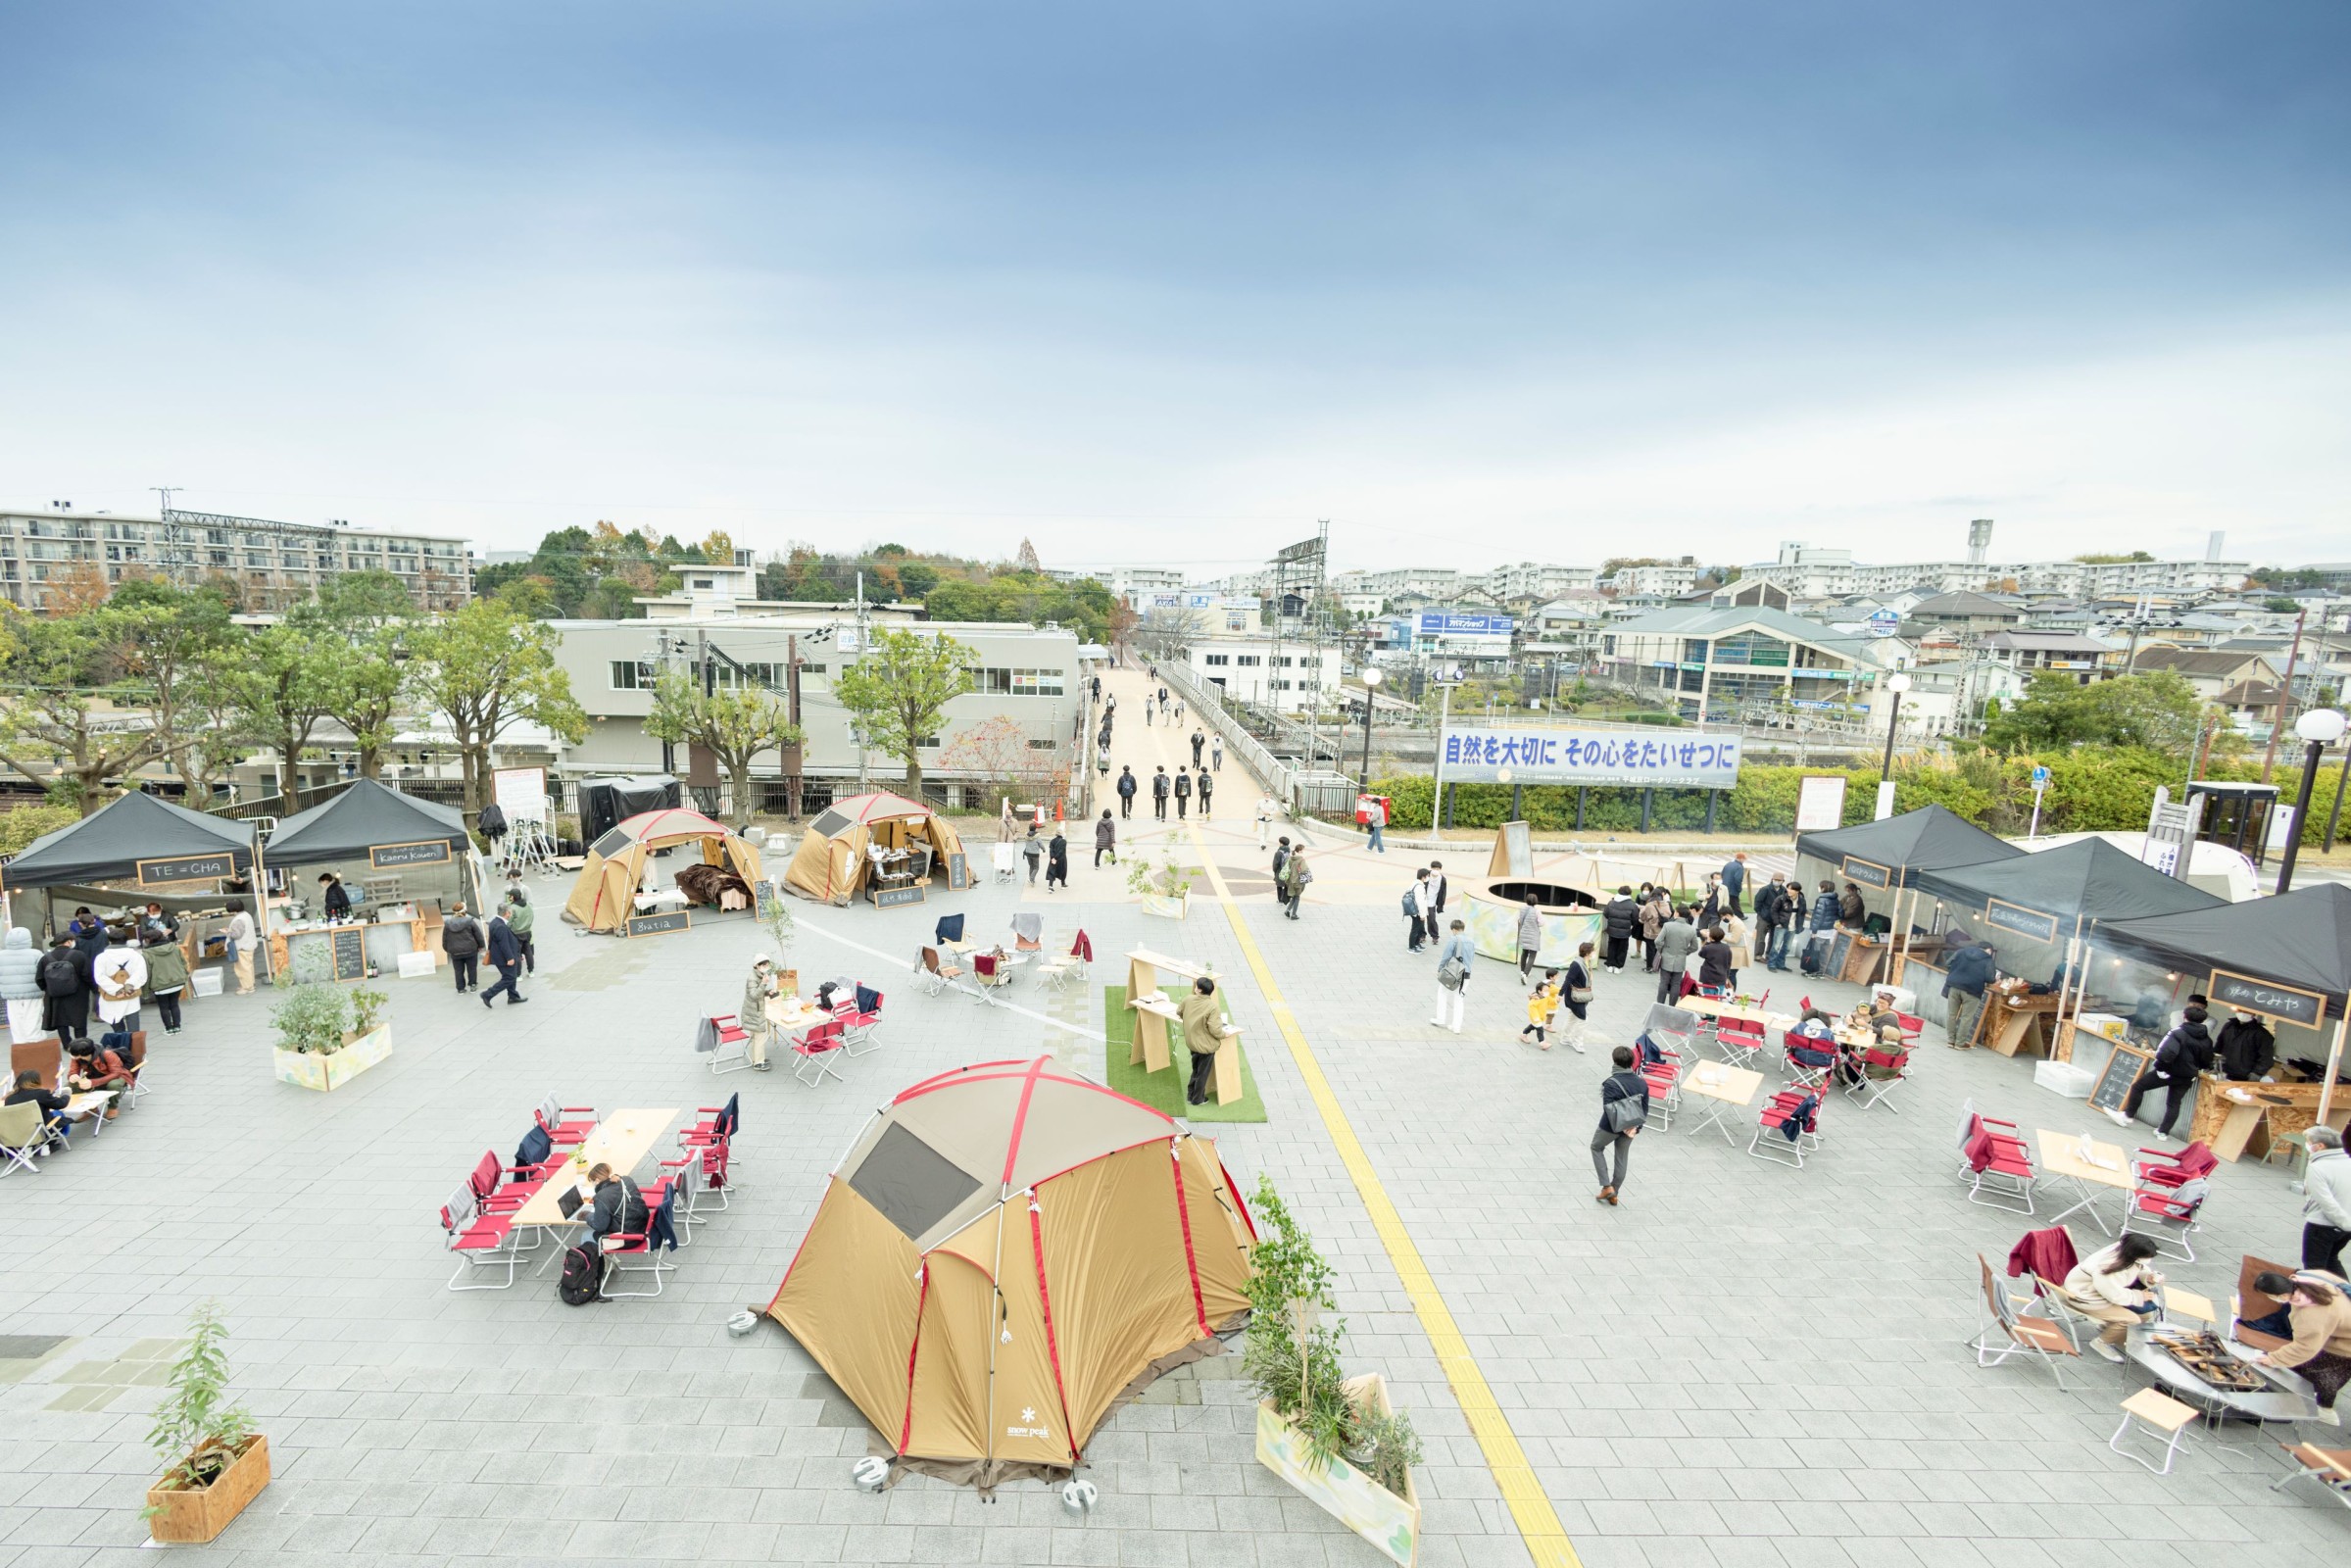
[1026,1200,1080,1462]
[897,1263,930,1452]
[1001,1056,1049,1188]
[1167,1142,1210,1337]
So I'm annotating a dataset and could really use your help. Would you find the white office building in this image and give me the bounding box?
[1184,635,1342,713]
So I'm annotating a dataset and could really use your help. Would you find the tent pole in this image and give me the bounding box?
[250,829,274,986]
[2320,1012,2348,1133]
[2054,914,2085,1062]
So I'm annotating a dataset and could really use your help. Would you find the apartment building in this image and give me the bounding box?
[0,507,472,612]
[1600,563,1700,597]
[1743,543,1859,599]
[1183,635,1342,713]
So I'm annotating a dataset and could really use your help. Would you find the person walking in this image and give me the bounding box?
[1174,699,1185,725]
[1211,735,1223,772]
[1116,765,1138,819]
[1256,795,1278,849]
[1406,868,1435,952]
[1280,850,1311,919]
[1425,861,1449,949]
[1431,918,1473,1033]
[1021,824,1044,885]
[505,888,537,975]
[481,906,528,1007]
[1941,936,1996,1049]
[1151,766,1170,820]
[1364,795,1387,854]
[1173,768,1192,820]
[442,904,484,993]
[741,955,779,1070]
[1520,975,1554,1049]
[139,924,189,1034]
[2299,1127,2351,1277]
[1600,887,1637,973]
[1045,827,1069,892]
[1559,943,1594,1053]
[1722,853,1747,916]
[224,906,257,995]
[1592,1047,1650,1206]
[1654,906,1699,1004]
[1515,891,1544,978]
[2111,1004,2216,1139]
[1190,728,1205,768]
[1272,834,1293,887]
[1094,809,1118,868]
[38,934,90,1044]
[1180,976,1226,1105]
[1196,767,1213,819]
[1696,925,1736,993]
[1696,875,1723,932]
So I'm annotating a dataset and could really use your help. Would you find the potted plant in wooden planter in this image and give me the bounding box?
[270,982,393,1091]
[1126,850,1195,920]
[1245,1177,1422,1566]
[144,1302,268,1544]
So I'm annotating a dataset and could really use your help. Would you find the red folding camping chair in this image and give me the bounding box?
[2122,1142,2216,1261]
[1748,1089,1822,1168]
[1958,1106,2036,1215]
[791,1018,846,1086]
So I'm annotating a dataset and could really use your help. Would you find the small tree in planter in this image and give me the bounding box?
[1125,849,1195,917]
[270,984,347,1055]
[143,1301,269,1544]
[1244,1177,1422,1564]
[270,982,394,1091]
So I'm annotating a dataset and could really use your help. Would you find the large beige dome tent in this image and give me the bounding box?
[561,808,763,933]
[781,791,966,906]
[765,1056,1255,1486]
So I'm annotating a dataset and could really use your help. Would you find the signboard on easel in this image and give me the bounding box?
[1794,775,1847,832]
[492,766,549,824]
[2089,1042,2154,1118]
[1488,821,1533,879]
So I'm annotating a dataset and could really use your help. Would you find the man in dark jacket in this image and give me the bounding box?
[1115,765,1138,820]
[318,872,353,921]
[582,1162,647,1251]
[2217,1009,2277,1082]
[1721,853,1747,916]
[1753,874,1791,970]
[480,906,528,1007]
[7,1069,73,1152]
[1600,887,1638,973]
[1151,766,1171,820]
[2113,1005,2217,1138]
[1592,1047,1650,1205]
[441,904,485,993]
[1941,938,1997,1049]
[1173,768,1192,819]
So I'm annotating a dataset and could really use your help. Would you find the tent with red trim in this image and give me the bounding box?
[560,808,764,932]
[781,790,966,906]
[765,1056,1255,1485]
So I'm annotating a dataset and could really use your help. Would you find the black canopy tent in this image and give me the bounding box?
[1915,837,2226,1060]
[1793,805,2026,980]
[266,778,482,917]
[2102,884,2351,1123]
[0,791,267,976]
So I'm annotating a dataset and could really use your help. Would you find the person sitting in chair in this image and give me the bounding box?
[5,1069,72,1153]
[582,1162,647,1252]
[2057,1235,2164,1361]
[64,1038,131,1119]
[2253,1274,2351,1417]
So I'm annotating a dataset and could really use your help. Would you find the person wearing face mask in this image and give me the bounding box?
[2216,1006,2276,1083]
[2108,1004,2216,1139]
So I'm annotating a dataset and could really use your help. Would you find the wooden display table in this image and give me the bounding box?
[2187,1076,2351,1162]
[1123,948,1242,1106]
[1980,990,2062,1058]
[2036,1128,2134,1233]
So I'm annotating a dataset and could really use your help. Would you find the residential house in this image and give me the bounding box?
[1971,631,2121,686]
[1597,603,1884,722]
[2122,647,2281,702]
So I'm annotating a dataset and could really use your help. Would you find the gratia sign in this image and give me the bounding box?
[1440,727,1740,789]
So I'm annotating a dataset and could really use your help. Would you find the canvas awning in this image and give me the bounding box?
[1793,804,2023,889]
[262,779,470,867]
[1913,837,2224,926]
[2101,884,2351,1020]
[0,791,256,891]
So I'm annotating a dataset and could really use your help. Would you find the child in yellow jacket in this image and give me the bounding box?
[1521,978,1554,1049]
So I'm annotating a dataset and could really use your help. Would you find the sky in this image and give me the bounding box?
[2,0,2346,574]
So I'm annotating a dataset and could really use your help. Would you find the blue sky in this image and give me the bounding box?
[3,1,2345,571]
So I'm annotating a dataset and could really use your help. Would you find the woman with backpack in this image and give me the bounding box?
[1593,1046,1651,1206]
[38,934,89,1044]
[1280,849,1311,919]
[1431,918,1473,1033]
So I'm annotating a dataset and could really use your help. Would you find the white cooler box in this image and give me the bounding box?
[2034,1059,2096,1099]
[396,951,438,979]
[191,968,224,998]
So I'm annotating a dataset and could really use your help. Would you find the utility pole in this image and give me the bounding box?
[786,632,805,821]
[855,571,870,794]
[2262,607,2309,784]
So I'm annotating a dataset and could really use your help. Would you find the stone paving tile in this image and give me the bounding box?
[4,663,2342,1563]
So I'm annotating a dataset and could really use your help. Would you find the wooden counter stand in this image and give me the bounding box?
[1123,948,1242,1105]
[1982,990,2062,1058]
[2188,1075,2351,1161]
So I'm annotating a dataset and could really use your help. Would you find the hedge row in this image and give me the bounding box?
[1363,749,2349,844]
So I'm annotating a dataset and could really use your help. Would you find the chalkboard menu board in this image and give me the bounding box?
[1984,898,2061,946]
[626,909,691,938]
[873,883,926,909]
[137,852,238,886]
[1841,855,1891,890]
[2209,967,2327,1029]
[369,838,453,869]
[1823,929,1855,980]
[754,879,780,921]
[2089,1041,2153,1117]
[945,852,970,891]
[329,925,367,981]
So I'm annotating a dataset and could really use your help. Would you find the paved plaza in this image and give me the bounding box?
[3,666,2342,1567]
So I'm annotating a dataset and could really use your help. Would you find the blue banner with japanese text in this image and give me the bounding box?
[1439,727,1741,789]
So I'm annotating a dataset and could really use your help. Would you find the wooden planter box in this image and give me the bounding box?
[1255,1375,1419,1567]
[147,1434,269,1544]
[1140,890,1192,920]
[272,1024,392,1092]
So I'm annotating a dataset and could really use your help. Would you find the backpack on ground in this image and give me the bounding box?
[39,952,80,998]
[559,1243,606,1305]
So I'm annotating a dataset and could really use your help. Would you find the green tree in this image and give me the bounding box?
[405,601,588,813]
[313,572,416,779]
[642,671,803,826]
[1979,671,2202,757]
[831,626,976,796]
[222,618,342,806]
[0,604,175,812]
[699,530,737,564]
[112,578,240,799]
[896,560,941,599]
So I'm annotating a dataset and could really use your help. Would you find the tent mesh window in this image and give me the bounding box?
[809,808,854,837]
[848,1124,983,1241]
[591,826,637,857]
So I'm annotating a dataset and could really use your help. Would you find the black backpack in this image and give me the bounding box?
[559,1243,606,1305]
[39,952,80,998]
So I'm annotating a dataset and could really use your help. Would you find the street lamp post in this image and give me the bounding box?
[1356,666,1383,791]
[2278,708,2348,894]
[1879,671,1912,784]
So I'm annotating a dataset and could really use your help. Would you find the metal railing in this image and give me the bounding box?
[1153,661,1297,808]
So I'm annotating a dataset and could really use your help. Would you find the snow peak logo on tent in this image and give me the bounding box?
[1005,1408,1052,1441]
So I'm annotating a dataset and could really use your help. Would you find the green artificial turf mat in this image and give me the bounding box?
[1101,984,1268,1122]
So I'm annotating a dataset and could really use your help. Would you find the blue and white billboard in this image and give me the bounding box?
[1441,726,1741,789]
[1415,612,1514,639]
